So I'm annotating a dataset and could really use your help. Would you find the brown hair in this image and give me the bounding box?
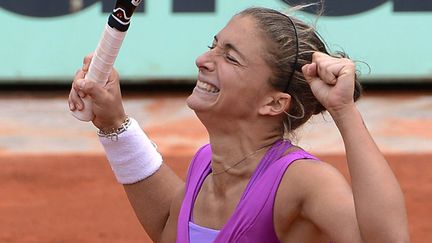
[238,7,362,132]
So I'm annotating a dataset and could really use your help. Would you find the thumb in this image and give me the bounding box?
[301,63,318,84]
[301,63,330,99]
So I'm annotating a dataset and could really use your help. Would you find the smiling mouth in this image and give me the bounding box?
[196,80,220,93]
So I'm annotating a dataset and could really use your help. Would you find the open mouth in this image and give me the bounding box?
[196,80,220,93]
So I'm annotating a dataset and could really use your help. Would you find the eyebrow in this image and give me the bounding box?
[214,35,247,62]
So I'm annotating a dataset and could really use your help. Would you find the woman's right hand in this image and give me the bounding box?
[68,53,127,131]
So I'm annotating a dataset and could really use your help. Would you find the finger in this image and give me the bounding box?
[82,53,94,72]
[302,63,329,92]
[311,52,333,63]
[105,68,119,86]
[322,59,356,88]
[69,69,87,110]
[69,87,84,111]
[78,79,107,101]
[68,90,76,111]
[72,78,88,99]
[337,59,357,77]
[322,62,346,85]
[316,59,338,85]
[312,53,355,85]
[308,52,340,85]
[74,68,86,82]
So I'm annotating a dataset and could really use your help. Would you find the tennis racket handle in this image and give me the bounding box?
[71,25,126,121]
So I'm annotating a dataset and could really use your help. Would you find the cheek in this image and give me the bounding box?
[222,64,249,86]
[217,62,271,101]
[216,64,239,90]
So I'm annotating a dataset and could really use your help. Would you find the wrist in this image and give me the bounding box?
[97,116,131,141]
[328,103,358,124]
[330,104,362,130]
[330,105,365,135]
[94,113,128,132]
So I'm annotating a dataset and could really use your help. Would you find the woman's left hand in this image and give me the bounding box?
[302,52,357,118]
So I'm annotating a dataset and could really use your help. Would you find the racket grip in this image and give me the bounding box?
[71,24,126,121]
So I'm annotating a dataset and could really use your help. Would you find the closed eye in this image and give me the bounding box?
[207,44,239,64]
[225,54,239,64]
[207,37,243,66]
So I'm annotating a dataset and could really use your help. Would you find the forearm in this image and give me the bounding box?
[332,106,409,242]
[124,164,183,241]
[99,118,184,240]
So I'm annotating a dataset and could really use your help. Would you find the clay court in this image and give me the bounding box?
[0,89,431,242]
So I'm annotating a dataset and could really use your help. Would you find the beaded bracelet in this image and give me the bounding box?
[97,117,132,141]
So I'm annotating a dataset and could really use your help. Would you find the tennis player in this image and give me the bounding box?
[69,7,408,243]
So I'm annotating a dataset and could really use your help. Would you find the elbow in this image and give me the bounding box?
[381,233,410,243]
[389,229,410,243]
[396,234,410,243]
[387,238,409,243]
[361,230,410,243]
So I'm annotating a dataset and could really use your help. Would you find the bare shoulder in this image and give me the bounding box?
[276,158,349,203]
[275,158,360,242]
[276,157,353,215]
[288,159,346,189]
[273,159,330,225]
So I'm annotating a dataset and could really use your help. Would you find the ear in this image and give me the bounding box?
[258,92,291,116]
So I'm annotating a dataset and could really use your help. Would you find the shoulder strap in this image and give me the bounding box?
[177,144,212,243]
[183,144,211,189]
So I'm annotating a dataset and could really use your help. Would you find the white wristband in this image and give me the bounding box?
[99,118,163,184]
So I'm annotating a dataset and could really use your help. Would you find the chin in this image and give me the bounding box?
[186,93,205,112]
[186,87,218,112]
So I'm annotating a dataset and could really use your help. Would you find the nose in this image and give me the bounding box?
[195,49,215,72]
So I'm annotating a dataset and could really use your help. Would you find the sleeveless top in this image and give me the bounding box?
[189,221,219,242]
[177,140,319,243]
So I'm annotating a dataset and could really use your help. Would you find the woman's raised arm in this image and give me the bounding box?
[302,52,409,242]
[68,54,184,241]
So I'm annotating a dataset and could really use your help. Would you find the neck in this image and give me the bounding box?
[204,116,283,189]
[211,142,274,175]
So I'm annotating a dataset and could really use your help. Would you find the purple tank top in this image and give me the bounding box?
[177,140,319,243]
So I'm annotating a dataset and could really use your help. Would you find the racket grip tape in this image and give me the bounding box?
[71,0,142,121]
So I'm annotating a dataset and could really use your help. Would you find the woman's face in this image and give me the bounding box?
[186,15,275,120]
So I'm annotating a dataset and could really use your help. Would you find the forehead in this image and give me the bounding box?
[217,15,268,63]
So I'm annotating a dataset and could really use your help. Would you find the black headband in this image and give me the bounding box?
[283,15,299,93]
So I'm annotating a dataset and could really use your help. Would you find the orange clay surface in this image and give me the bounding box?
[0,90,431,242]
[0,153,431,243]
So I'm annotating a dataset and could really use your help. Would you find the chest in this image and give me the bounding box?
[192,178,249,229]
[175,143,327,242]
[192,183,328,242]
[192,174,303,237]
